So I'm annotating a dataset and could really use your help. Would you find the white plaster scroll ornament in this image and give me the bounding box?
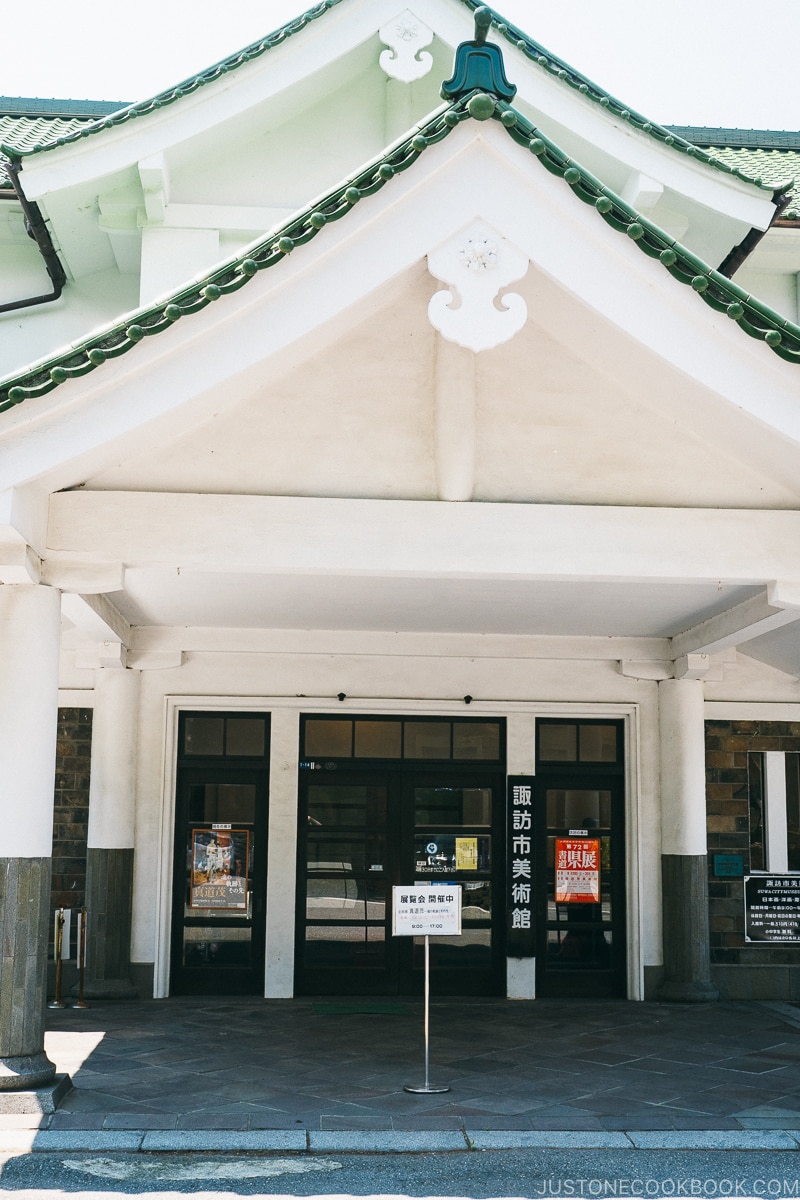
[427,222,528,352]
[379,10,434,82]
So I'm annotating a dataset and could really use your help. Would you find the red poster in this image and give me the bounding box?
[555,837,600,903]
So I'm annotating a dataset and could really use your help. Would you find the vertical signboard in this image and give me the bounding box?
[507,775,535,957]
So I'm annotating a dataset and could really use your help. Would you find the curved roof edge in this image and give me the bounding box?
[2,91,799,416]
[0,0,778,196]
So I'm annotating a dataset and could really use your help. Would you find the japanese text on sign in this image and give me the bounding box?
[745,875,800,942]
[392,883,462,936]
[507,776,535,953]
[555,837,600,904]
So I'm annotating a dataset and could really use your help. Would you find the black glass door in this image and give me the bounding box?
[171,713,269,995]
[296,770,505,995]
[533,719,626,998]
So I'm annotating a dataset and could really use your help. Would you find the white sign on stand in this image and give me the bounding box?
[392,883,462,937]
[392,883,462,1095]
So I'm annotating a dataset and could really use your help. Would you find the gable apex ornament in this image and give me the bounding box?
[441,6,516,102]
[379,10,434,82]
[427,221,528,352]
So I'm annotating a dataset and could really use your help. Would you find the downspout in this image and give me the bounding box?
[717,184,793,278]
[0,158,66,312]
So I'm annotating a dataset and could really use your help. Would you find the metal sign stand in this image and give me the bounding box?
[404,935,450,1095]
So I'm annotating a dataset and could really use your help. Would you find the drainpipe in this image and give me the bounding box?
[0,158,66,312]
[717,185,793,278]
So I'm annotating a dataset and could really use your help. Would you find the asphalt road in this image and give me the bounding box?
[1,1148,800,1200]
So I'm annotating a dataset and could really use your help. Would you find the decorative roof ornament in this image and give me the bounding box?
[427,220,528,352]
[440,6,516,103]
[379,10,434,82]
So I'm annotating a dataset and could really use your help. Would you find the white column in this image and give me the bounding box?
[83,668,140,998]
[0,584,61,1092]
[657,677,717,1001]
[0,585,60,856]
[264,709,299,997]
[659,678,707,855]
[87,668,140,851]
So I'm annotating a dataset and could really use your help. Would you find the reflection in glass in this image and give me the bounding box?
[546,789,611,829]
[546,925,612,968]
[304,924,385,968]
[539,723,577,761]
[413,930,491,969]
[415,787,491,826]
[306,785,386,829]
[306,834,384,874]
[414,833,491,874]
[404,722,451,759]
[304,720,353,757]
[226,718,266,757]
[452,722,501,760]
[184,717,225,757]
[354,720,402,758]
[579,725,617,763]
[188,783,256,824]
[182,925,252,967]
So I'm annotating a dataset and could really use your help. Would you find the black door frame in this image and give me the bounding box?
[533,718,627,999]
[170,713,270,996]
[295,766,506,996]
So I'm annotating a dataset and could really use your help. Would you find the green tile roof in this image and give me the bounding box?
[0,101,128,187]
[0,0,779,195]
[3,89,800,416]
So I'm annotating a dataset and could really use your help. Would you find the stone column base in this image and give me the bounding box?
[0,1051,56,1091]
[656,979,719,1003]
[0,1074,72,1114]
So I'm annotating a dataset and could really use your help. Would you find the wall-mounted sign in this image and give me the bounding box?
[392,883,462,936]
[555,837,600,904]
[507,776,535,957]
[745,875,800,942]
[190,828,249,909]
[714,854,744,878]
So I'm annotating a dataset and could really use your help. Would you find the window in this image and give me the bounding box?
[749,752,800,872]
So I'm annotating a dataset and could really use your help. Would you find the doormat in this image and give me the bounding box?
[312,1001,410,1016]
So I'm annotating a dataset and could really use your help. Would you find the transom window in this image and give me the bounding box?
[302,716,502,762]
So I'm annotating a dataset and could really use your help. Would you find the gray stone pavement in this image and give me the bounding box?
[4,997,800,1152]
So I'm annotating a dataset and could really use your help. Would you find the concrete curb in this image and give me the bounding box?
[3,1128,800,1154]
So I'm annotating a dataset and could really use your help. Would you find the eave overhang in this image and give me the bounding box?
[2,90,800,421]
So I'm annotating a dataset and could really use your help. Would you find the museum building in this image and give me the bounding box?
[3,0,800,1094]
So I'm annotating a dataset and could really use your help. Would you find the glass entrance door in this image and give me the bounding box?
[170,713,269,995]
[296,771,504,995]
[533,719,626,998]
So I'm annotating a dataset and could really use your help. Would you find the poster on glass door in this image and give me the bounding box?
[190,827,250,909]
[555,837,600,903]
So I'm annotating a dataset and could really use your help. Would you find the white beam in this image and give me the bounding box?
[42,560,125,594]
[60,592,130,645]
[47,493,800,583]
[672,582,800,658]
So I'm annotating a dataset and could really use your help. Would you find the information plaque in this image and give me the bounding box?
[744,875,800,942]
[392,883,462,936]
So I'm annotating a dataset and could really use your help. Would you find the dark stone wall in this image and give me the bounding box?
[705,719,800,998]
[50,708,92,955]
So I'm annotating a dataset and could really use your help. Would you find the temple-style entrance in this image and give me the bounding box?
[533,719,627,998]
[294,715,506,996]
